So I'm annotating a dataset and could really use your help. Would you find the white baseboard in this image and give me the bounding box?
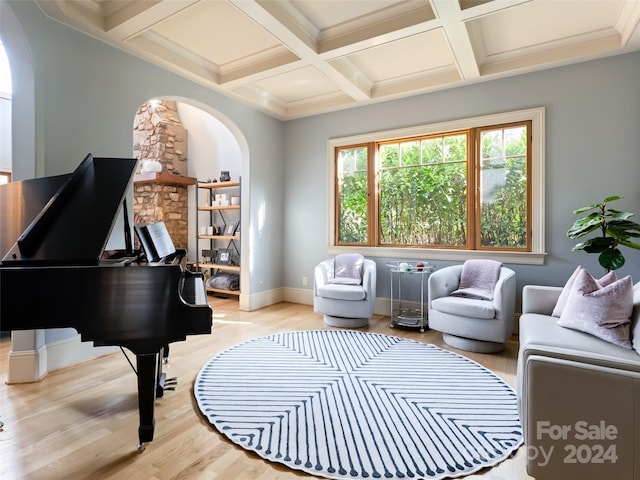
[6,335,118,384]
[282,287,313,305]
[240,287,284,311]
[46,334,118,372]
[7,343,47,383]
[375,297,391,316]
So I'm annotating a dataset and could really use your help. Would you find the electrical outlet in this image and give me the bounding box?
[302,276,308,286]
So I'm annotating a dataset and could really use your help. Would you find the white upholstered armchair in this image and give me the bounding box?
[428,262,516,353]
[313,255,377,328]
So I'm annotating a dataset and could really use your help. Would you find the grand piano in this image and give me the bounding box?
[0,154,212,451]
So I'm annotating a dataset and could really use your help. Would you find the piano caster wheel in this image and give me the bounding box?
[163,356,170,364]
[137,442,146,453]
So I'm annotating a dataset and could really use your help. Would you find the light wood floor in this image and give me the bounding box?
[0,298,533,480]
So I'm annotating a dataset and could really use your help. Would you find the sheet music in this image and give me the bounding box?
[134,221,176,262]
[145,222,176,260]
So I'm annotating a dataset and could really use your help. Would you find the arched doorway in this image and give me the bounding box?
[132,98,250,308]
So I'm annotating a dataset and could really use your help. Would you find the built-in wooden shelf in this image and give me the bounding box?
[205,287,240,296]
[198,235,239,241]
[199,262,240,272]
[197,205,240,211]
[197,179,241,298]
[134,172,197,186]
[198,180,240,189]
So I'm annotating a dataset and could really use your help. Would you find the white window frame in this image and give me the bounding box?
[327,107,546,265]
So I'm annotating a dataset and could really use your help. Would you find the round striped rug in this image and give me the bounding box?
[195,330,522,479]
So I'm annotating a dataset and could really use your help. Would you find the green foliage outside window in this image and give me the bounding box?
[479,126,528,248]
[338,172,368,243]
[380,134,467,246]
[337,147,368,244]
[336,123,529,249]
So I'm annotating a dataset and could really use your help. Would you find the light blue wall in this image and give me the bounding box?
[4,0,285,304]
[1,0,35,181]
[283,52,640,304]
[0,96,9,169]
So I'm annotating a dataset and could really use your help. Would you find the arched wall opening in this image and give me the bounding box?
[132,97,250,308]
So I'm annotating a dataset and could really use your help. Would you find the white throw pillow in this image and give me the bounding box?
[331,254,364,285]
[557,269,633,349]
[551,265,617,317]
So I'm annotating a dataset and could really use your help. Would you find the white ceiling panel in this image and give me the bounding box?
[253,65,342,103]
[472,0,626,57]
[150,1,284,66]
[345,29,454,82]
[34,0,640,120]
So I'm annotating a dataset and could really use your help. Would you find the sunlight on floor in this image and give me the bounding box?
[212,319,253,325]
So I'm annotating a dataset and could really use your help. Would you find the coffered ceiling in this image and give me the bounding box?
[35,0,640,119]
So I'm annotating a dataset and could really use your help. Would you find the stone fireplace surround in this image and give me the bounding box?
[133,100,194,249]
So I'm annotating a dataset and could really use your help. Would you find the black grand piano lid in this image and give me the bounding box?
[0,154,138,266]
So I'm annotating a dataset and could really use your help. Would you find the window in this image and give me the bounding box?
[0,171,10,185]
[329,108,545,264]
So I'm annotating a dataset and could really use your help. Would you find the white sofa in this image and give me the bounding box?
[517,283,640,479]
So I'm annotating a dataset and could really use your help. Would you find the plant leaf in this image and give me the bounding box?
[567,212,602,238]
[605,210,634,221]
[573,203,600,215]
[603,195,622,203]
[599,248,624,270]
[619,238,640,250]
[573,237,615,253]
[607,219,640,231]
[607,222,639,237]
[607,226,640,242]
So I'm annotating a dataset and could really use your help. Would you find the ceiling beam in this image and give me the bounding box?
[430,0,480,80]
[228,0,372,101]
[616,0,640,47]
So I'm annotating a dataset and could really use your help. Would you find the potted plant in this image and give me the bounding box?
[567,195,640,271]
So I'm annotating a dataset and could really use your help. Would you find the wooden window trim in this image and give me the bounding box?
[473,120,532,252]
[328,107,546,265]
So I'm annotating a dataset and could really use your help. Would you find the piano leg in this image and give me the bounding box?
[136,352,159,452]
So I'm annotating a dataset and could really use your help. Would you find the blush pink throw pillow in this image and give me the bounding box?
[551,266,618,317]
[557,269,633,349]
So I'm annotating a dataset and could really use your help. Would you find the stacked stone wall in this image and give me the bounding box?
[133,100,190,249]
[134,184,189,249]
[133,100,187,174]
